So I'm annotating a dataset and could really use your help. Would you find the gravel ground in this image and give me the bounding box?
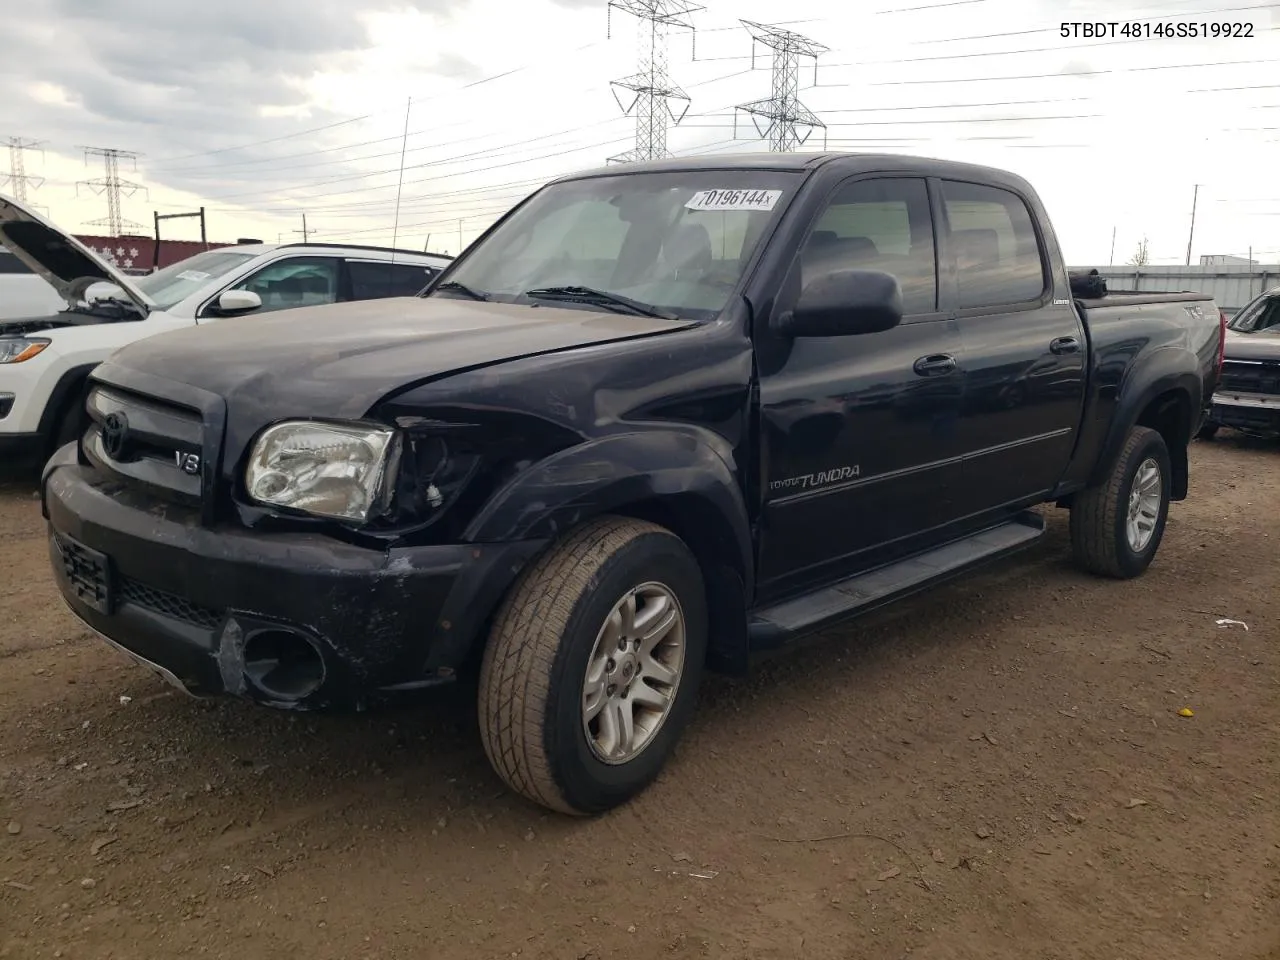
[1,437,1277,960]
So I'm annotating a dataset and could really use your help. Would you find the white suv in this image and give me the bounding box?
[0,195,451,467]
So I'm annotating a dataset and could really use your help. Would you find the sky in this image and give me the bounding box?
[2,0,1278,265]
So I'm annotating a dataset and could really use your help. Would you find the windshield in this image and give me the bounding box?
[1227,292,1280,333]
[430,170,801,320]
[134,249,256,310]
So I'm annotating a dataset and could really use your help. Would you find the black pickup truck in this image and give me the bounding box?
[41,153,1225,815]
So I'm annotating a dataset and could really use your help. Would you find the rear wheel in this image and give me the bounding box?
[1069,426,1172,579]
[477,516,707,815]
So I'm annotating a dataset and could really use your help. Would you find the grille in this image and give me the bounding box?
[1220,360,1280,396]
[117,577,222,630]
[84,384,206,503]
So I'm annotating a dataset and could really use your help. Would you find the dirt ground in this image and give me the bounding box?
[1,438,1277,960]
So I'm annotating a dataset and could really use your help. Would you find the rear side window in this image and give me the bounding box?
[347,261,438,299]
[941,181,1046,309]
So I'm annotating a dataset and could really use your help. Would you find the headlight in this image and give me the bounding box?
[245,421,397,523]
[0,338,51,364]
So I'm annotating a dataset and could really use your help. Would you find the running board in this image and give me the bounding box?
[748,511,1046,649]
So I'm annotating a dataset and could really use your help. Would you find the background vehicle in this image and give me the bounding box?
[1199,284,1280,439]
[41,153,1224,816]
[1,247,65,318]
[0,195,451,468]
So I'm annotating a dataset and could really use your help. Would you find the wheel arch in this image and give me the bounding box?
[36,361,100,456]
[463,432,756,676]
[1088,353,1201,502]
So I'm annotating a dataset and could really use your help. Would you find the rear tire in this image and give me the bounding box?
[1069,426,1172,579]
[477,516,707,815]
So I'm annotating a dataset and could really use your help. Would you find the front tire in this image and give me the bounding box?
[1069,425,1172,579]
[1196,422,1219,441]
[477,516,708,815]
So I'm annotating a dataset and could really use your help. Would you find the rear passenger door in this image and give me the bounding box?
[940,179,1086,517]
[755,175,967,598]
[346,259,441,300]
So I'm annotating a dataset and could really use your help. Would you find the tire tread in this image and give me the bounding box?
[1070,425,1161,578]
[477,516,671,815]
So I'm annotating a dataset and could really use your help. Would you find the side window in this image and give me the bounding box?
[941,181,1046,309]
[795,177,937,316]
[347,261,437,300]
[230,257,340,314]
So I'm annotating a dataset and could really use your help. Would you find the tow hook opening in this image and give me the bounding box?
[241,629,326,702]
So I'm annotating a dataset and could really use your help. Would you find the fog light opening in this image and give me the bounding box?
[242,629,326,702]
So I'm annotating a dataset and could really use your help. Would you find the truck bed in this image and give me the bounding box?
[1077,289,1215,309]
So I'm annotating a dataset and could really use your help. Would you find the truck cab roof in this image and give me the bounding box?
[555,151,1030,187]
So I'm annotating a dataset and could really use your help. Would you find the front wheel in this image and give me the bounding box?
[477,517,708,815]
[1196,422,1219,441]
[1069,425,1172,579]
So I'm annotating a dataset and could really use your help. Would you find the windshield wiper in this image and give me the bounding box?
[434,280,489,302]
[523,286,678,321]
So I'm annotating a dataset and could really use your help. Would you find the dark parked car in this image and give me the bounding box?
[1199,284,1280,439]
[41,152,1225,815]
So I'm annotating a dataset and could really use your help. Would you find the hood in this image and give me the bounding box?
[99,296,697,423]
[0,193,154,314]
[1224,327,1280,362]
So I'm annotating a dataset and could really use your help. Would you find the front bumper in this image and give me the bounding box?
[42,455,546,709]
[1207,391,1280,436]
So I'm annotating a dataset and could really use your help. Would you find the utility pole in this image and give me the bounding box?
[2,137,45,202]
[77,147,147,237]
[292,212,310,244]
[1109,226,1116,266]
[1185,183,1200,266]
[734,20,828,152]
[606,0,702,164]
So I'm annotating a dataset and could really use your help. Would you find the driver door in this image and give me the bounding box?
[754,175,967,600]
[197,256,341,321]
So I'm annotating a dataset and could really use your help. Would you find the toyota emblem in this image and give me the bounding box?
[101,411,129,460]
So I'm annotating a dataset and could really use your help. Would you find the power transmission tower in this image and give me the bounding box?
[734,20,828,152]
[2,137,45,202]
[606,0,702,164]
[77,147,148,236]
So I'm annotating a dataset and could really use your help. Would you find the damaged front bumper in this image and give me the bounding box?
[41,451,546,710]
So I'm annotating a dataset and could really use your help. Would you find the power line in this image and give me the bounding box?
[866,56,1280,86]
[77,147,148,236]
[2,137,45,203]
[607,0,703,163]
[734,19,829,151]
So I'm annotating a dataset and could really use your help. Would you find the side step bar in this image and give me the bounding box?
[748,511,1046,649]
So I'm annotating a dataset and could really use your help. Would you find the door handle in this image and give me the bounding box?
[913,354,957,376]
[1050,336,1081,355]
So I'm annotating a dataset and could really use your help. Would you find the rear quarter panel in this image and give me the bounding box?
[1060,297,1219,492]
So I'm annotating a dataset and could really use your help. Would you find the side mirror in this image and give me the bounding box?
[775,269,904,338]
[84,281,127,304]
[216,289,262,314]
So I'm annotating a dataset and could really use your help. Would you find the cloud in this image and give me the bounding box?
[0,0,481,199]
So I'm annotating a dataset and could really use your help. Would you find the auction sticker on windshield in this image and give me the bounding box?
[685,189,782,212]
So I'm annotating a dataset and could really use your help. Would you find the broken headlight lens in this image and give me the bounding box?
[245,421,397,523]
